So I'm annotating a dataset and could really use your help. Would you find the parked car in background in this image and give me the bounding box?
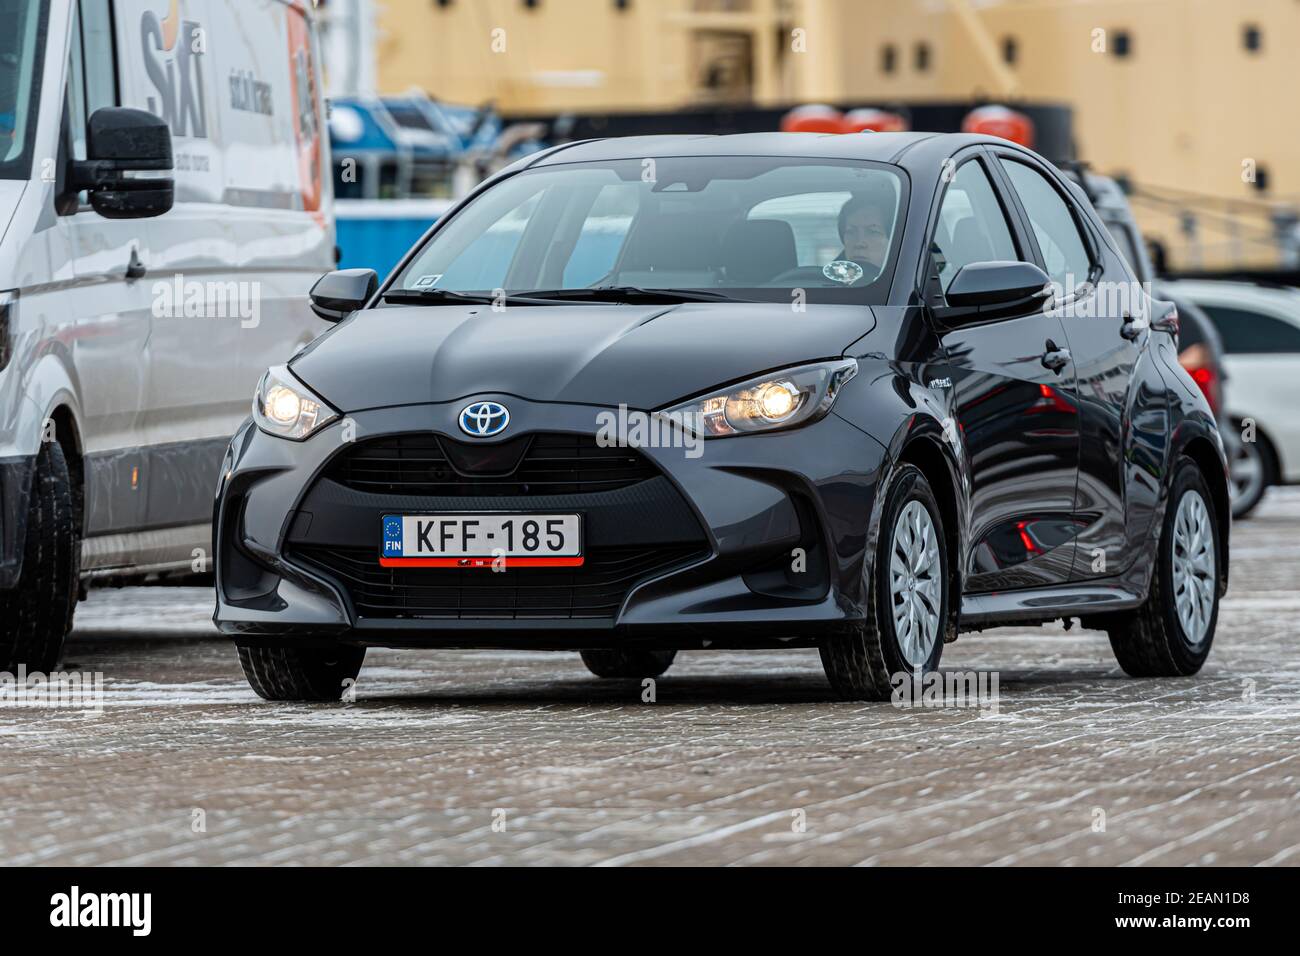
[1159,280,1300,516]
[1059,169,1254,515]
[0,0,333,673]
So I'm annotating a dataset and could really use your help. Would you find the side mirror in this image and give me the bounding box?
[72,107,175,219]
[936,260,1052,322]
[310,269,378,322]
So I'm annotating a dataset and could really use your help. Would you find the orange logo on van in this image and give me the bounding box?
[288,10,324,219]
[160,0,180,51]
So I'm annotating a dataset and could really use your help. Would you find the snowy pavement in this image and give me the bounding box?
[3,490,1299,865]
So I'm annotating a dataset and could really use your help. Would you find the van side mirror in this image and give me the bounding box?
[310,269,378,322]
[72,107,175,219]
[934,261,1052,323]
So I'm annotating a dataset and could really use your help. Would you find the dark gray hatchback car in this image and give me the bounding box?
[215,132,1229,701]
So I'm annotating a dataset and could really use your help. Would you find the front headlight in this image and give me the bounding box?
[658,359,858,438]
[252,365,339,440]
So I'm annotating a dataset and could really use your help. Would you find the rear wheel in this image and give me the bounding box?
[820,463,948,701]
[579,648,676,679]
[1106,458,1220,677]
[237,643,366,701]
[0,441,80,674]
[1228,424,1274,519]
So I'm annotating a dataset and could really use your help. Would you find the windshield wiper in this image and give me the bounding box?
[383,286,751,307]
[382,289,587,306]
[524,286,753,304]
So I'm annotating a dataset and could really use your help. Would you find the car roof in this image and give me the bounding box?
[527,131,1006,167]
[1160,278,1300,312]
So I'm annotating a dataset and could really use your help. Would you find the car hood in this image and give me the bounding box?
[289,302,875,412]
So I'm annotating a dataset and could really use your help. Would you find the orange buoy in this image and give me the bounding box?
[842,108,909,133]
[781,104,845,134]
[962,105,1035,148]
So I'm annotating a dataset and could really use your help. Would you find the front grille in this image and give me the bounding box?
[325,433,659,497]
[292,545,707,620]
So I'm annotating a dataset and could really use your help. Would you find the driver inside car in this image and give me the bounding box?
[833,193,893,284]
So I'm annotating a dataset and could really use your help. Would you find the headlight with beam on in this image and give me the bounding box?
[658,359,858,438]
[252,365,339,440]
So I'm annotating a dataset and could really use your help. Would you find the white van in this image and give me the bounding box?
[0,0,334,669]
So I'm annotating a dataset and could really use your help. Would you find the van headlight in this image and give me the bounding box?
[658,359,857,437]
[253,365,339,440]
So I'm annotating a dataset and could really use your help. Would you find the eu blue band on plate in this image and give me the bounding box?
[382,515,403,555]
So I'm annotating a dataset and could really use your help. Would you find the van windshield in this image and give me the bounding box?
[393,156,908,305]
[0,0,48,180]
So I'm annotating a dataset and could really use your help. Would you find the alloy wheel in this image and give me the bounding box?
[889,500,942,668]
[1171,490,1216,647]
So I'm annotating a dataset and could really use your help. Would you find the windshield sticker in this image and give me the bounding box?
[413,274,443,290]
[823,260,865,285]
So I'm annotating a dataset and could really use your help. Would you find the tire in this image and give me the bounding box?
[0,441,80,674]
[579,647,676,679]
[1106,458,1220,677]
[1228,424,1274,520]
[237,643,366,701]
[820,463,948,701]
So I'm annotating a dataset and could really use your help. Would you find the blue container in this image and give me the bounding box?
[334,199,455,278]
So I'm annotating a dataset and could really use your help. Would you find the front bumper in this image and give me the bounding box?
[214,398,886,649]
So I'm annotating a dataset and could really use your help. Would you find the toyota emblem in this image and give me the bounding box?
[458,401,510,438]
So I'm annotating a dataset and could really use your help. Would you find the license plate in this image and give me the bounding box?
[380,514,583,567]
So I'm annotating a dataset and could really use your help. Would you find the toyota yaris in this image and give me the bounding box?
[215,132,1229,701]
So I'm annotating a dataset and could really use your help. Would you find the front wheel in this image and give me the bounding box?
[1106,458,1221,677]
[820,463,949,701]
[237,643,366,701]
[0,441,80,674]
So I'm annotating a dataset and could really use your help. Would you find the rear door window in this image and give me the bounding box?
[1000,160,1093,293]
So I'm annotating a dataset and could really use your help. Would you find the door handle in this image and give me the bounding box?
[125,247,146,281]
[1120,313,1147,341]
[1041,339,1071,373]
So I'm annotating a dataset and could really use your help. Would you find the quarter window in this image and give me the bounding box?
[1001,160,1093,294]
[66,0,118,163]
[931,160,1021,296]
[80,1,117,116]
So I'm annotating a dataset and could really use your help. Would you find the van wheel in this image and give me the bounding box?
[237,643,366,701]
[820,463,948,701]
[1106,458,1220,677]
[579,648,676,679]
[0,441,80,673]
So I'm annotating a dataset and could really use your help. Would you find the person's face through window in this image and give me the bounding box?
[841,205,889,266]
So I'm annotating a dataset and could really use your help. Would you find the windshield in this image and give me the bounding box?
[393,156,908,304]
[0,0,48,180]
